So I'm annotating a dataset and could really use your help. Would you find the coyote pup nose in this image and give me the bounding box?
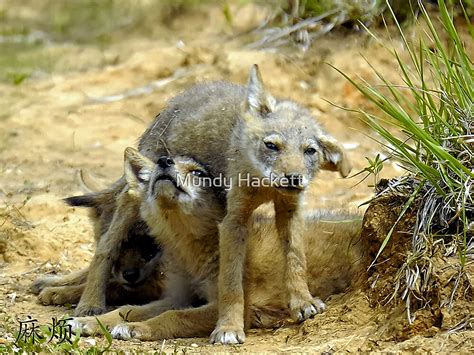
[157,156,175,169]
[122,269,141,284]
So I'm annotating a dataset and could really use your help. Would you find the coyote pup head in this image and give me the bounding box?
[112,231,163,290]
[124,148,225,237]
[64,192,162,289]
[238,65,351,194]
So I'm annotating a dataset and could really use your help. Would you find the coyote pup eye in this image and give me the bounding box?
[143,250,157,261]
[264,142,279,151]
[190,170,207,178]
[305,147,316,156]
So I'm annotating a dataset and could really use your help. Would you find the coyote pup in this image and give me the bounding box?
[31,230,164,307]
[31,184,155,302]
[210,66,351,344]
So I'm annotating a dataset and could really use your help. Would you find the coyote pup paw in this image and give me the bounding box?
[67,317,101,336]
[38,287,72,305]
[210,325,246,345]
[74,303,105,317]
[290,297,326,322]
[111,324,133,340]
[111,322,151,341]
[30,276,56,294]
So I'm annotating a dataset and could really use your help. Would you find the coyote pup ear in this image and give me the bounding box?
[124,147,155,189]
[244,64,276,117]
[318,137,352,178]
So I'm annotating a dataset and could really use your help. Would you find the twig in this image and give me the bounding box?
[247,9,341,49]
[447,316,474,333]
[10,261,49,277]
[85,67,190,105]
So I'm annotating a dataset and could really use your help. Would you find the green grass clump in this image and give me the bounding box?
[338,0,473,319]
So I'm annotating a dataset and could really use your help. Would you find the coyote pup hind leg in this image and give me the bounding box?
[70,296,179,336]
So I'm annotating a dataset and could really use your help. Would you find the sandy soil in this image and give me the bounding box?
[1,3,473,352]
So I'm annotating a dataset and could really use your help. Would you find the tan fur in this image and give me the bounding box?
[69,66,350,328]
[70,150,364,341]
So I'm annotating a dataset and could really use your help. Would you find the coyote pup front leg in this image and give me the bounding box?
[31,268,88,294]
[211,218,247,343]
[38,285,84,306]
[111,303,218,341]
[210,188,261,344]
[75,190,140,316]
[275,198,325,321]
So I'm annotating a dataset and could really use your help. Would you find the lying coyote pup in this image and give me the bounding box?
[31,179,163,309]
[73,66,350,344]
[31,229,165,307]
[70,149,363,340]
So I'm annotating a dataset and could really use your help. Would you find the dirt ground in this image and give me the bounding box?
[1,3,473,353]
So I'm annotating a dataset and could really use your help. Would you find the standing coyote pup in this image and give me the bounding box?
[210,66,351,344]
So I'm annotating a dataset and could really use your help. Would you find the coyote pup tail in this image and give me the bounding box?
[64,194,99,208]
